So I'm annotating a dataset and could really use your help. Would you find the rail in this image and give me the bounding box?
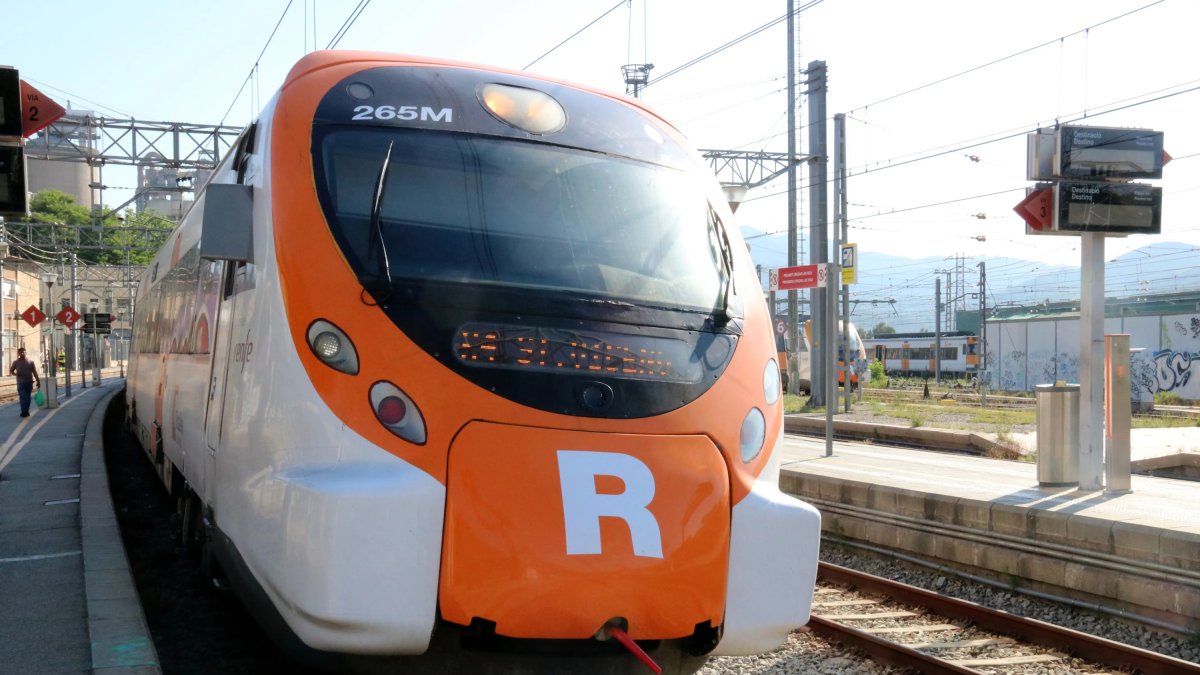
[811,562,1200,675]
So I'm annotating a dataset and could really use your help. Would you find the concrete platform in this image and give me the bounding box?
[0,380,159,674]
[777,432,1200,635]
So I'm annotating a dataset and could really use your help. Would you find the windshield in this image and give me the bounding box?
[315,128,725,312]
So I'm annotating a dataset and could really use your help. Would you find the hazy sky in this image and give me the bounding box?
[6,0,1197,272]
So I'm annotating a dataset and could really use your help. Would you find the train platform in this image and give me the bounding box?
[0,379,159,675]
[777,431,1200,635]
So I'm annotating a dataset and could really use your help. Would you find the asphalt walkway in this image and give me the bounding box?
[0,378,158,675]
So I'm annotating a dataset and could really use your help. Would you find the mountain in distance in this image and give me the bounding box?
[740,227,1200,332]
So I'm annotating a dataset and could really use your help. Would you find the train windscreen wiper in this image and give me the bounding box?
[364,140,396,302]
[711,207,740,327]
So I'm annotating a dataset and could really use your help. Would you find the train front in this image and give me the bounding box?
[270,52,820,670]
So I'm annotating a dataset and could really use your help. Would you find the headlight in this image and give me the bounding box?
[764,359,780,405]
[739,408,765,463]
[306,319,359,375]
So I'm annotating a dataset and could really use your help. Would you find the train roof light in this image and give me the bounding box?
[370,381,427,445]
[306,319,359,375]
[478,83,566,135]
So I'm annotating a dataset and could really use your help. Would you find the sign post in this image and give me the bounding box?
[1020,125,1167,492]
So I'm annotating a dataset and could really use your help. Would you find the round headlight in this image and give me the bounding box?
[306,319,359,375]
[739,408,766,463]
[764,359,780,405]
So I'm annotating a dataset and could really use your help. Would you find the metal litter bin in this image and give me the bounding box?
[1035,384,1079,486]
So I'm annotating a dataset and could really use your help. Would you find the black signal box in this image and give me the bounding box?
[0,67,21,138]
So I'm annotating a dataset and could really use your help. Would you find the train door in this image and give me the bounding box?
[204,261,242,498]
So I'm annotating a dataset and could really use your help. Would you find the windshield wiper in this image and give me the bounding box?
[711,207,739,327]
[364,140,396,302]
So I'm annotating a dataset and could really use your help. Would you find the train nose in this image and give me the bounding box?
[438,421,731,640]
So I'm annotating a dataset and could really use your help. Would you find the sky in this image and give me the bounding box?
[4,0,1198,284]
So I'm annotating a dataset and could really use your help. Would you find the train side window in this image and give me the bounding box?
[234,122,258,185]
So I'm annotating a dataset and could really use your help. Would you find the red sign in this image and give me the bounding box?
[20,305,45,328]
[772,264,825,291]
[1014,187,1053,232]
[20,80,66,138]
[56,306,81,328]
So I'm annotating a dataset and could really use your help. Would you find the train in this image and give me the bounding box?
[787,320,867,394]
[125,51,821,674]
[863,331,980,378]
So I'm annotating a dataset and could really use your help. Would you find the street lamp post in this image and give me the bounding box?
[40,273,60,409]
[117,307,126,377]
[89,298,101,385]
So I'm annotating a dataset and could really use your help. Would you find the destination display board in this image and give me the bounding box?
[1058,126,1164,180]
[1055,181,1162,234]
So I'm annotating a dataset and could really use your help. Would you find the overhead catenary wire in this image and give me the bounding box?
[643,0,824,89]
[729,1,1167,155]
[524,0,627,71]
[326,0,373,49]
[843,0,1166,116]
[219,0,296,126]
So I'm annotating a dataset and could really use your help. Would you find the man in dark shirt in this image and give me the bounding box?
[10,347,41,418]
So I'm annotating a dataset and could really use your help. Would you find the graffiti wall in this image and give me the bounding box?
[987,313,1200,403]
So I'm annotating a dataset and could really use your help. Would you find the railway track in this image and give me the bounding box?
[811,562,1200,674]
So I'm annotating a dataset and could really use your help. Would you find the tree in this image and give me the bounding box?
[15,190,174,266]
[865,322,896,339]
[97,209,174,266]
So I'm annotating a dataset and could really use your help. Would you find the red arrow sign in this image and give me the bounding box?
[20,80,66,138]
[20,305,46,328]
[1014,187,1053,232]
[56,306,81,328]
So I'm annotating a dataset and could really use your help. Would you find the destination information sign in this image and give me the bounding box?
[1058,126,1164,180]
[1055,181,1162,234]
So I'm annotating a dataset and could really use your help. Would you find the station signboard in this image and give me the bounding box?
[1055,181,1162,234]
[768,264,827,291]
[1057,126,1164,180]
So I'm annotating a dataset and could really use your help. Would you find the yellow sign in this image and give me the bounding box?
[840,244,857,284]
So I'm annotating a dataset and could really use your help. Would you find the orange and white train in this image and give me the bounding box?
[126,51,820,674]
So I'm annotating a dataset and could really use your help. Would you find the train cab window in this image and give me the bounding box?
[313,128,725,316]
[233,122,258,185]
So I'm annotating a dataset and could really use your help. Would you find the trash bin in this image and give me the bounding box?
[1035,384,1079,486]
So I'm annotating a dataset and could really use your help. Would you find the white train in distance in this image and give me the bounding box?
[863,331,981,378]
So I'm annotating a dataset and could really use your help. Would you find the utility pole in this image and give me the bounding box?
[785,0,800,396]
[806,59,828,407]
[834,113,850,413]
[935,277,942,384]
[978,261,987,407]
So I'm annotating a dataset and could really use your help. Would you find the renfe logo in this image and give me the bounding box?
[557,450,664,559]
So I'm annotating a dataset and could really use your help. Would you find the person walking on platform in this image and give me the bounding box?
[10,347,42,418]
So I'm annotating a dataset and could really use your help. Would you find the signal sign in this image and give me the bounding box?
[20,305,45,328]
[19,80,66,138]
[56,306,80,328]
[82,312,113,334]
[1014,187,1053,232]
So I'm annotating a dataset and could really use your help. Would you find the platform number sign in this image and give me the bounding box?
[56,306,80,328]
